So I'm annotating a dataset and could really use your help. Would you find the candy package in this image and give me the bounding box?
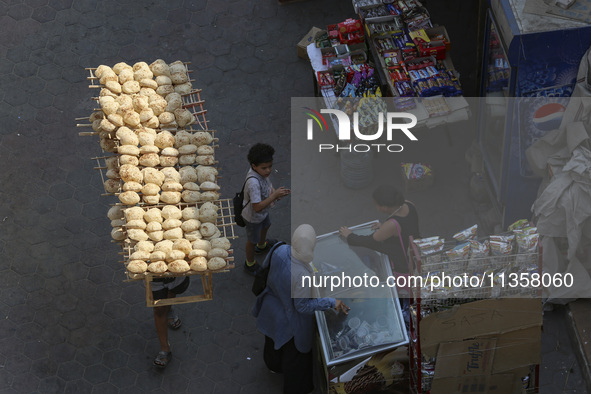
[446,242,470,262]
[401,162,432,179]
[453,224,478,242]
[508,219,529,232]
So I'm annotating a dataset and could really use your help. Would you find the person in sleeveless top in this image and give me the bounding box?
[339,184,420,274]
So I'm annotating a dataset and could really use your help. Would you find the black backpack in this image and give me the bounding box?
[233,176,256,227]
[252,242,286,296]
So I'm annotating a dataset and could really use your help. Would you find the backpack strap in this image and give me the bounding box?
[261,241,286,270]
[241,176,258,206]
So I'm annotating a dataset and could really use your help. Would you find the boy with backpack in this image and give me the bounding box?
[241,143,291,275]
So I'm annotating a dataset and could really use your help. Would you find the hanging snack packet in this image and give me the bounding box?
[513,226,537,236]
[490,240,513,256]
[453,224,478,242]
[446,242,470,262]
[516,232,539,254]
[507,219,529,232]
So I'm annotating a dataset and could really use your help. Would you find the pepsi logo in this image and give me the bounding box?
[532,103,566,131]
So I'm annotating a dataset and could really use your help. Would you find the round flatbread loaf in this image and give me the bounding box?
[207,257,226,271]
[182,207,199,220]
[135,240,155,253]
[161,181,183,192]
[154,240,174,253]
[184,230,202,241]
[108,205,124,221]
[148,261,168,273]
[179,166,198,184]
[178,155,196,166]
[195,155,215,166]
[161,147,179,157]
[119,191,140,205]
[163,227,183,240]
[175,82,192,95]
[174,108,194,128]
[142,167,165,186]
[199,208,217,224]
[127,229,149,241]
[174,131,192,148]
[123,182,142,193]
[183,182,200,191]
[119,155,139,166]
[192,131,214,146]
[130,250,150,261]
[197,145,214,155]
[144,208,163,223]
[156,75,172,86]
[125,207,145,221]
[127,260,148,274]
[181,219,200,233]
[168,260,190,273]
[173,239,192,255]
[142,183,160,196]
[143,195,160,205]
[210,237,231,251]
[140,78,158,90]
[147,230,164,242]
[204,229,221,240]
[107,114,124,127]
[199,222,217,238]
[161,205,182,220]
[126,220,146,230]
[196,166,218,183]
[200,191,219,202]
[161,167,181,183]
[192,239,211,251]
[208,248,228,258]
[199,181,220,191]
[166,250,185,263]
[118,145,141,157]
[181,190,200,203]
[140,144,160,154]
[122,80,140,94]
[162,218,182,230]
[111,219,125,228]
[155,131,175,149]
[105,80,122,94]
[119,165,143,183]
[190,257,207,271]
[189,249,208,258]
[159,155,178,167]
[160,191,181,204]
[138,131,156,146]
[145,221,162,232]
[178,144,197,155]
[171,72,188,85]
[150,251,166,261]
[104,179,121,193]
[111,227,126,241]
[139,153,160,167]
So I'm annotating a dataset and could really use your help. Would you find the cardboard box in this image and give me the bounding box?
[488,326,541,373]
[298,27,325,60]
[419,299,542,358]
[424,25,451,51]
[430,373,515,394]
[434,338,496,379]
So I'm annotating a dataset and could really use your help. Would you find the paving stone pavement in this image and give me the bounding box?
[0,0,587,393]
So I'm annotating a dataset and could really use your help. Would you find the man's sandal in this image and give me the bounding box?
[168,314,182,330]
[154,350,172,368]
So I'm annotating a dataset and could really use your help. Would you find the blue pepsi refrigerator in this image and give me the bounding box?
[479,0,591,227]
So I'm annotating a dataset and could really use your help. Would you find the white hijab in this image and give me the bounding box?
[291,224,316,263]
